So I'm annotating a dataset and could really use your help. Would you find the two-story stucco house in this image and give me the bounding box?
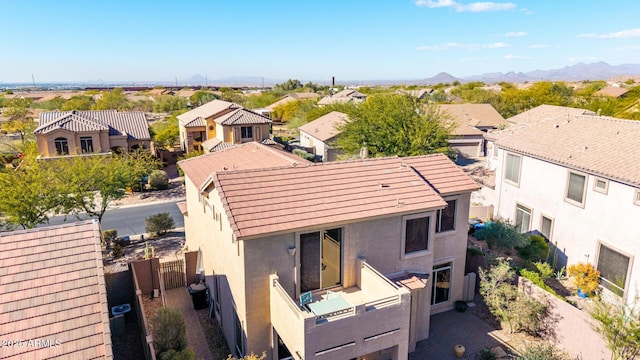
[34,110,151,158]
[178,99,272,153]
[178,142,478,360]
[485,107,640,303]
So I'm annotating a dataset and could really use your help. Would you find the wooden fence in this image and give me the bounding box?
[160,259,186,290]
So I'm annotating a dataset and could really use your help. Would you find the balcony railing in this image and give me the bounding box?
[270,259,411,359]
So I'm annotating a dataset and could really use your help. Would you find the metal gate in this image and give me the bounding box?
[160,259,186,289]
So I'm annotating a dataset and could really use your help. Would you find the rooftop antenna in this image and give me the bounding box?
[31,74,36,92]
[175,76,178,87]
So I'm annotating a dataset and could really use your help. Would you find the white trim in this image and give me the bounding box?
[431,260,453,306]
[593,177,609,195]
[436,196,459,234]
[564,170,588,208]
[634,189,640,206]
[540,214,554,240]
[514,202,532,233]
[595,241,634,299]
[504,152,522,187]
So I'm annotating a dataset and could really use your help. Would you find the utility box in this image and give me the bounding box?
[463,272,476,302]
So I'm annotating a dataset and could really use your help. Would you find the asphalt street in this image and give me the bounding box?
[46,200,184,236]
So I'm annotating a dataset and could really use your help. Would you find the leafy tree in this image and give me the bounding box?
[274,79,303,92]
[153,96,189,113]
[94,88,132,110]
[60,95,95,111]
[242,92,279,109]
[1,98,35,141]
[152,115,180,149]
[479,258,548,335]
[34,96,66,110]
[145,212,175,237]
[475,218,529,252]
[152,307,188,356]
[336,94,453,158]
[304,102,357,123]
[272,99,315,124]
[0,158,60,229]
[218,87,244,105]
[189,90,219,107]
[590,297,640,360]
[56,152,159,224]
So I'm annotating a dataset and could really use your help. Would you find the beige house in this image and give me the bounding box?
[317,89,367,106]
[0,220,113,359]
[179,143,478,360]
[34,110,151,158]
[298,111,348,161]
[257,92,322,119]
[178,99,272,153]
[437,104,507,159]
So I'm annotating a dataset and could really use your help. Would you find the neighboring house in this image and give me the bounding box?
[0,220,113,359]
[258,92,321,119]
[594,86,630,98]
[179,145,478,360]
[317,89,367,106]
[437,104,507,159]
[298,111,348,161]
[396,88,433,100]
[177,99,271,153]
[485,107,640,303]
[34,110,151,158]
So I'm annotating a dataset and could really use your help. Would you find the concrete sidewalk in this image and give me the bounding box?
[410,309,508,359]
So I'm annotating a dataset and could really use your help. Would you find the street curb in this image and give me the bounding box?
[107,197,186,210]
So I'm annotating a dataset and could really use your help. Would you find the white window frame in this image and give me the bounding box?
[540,214,554,240]
[514,203,532,233]
[634,189,640,206]
[431,261,453,306]
[504,152,522,187]
[596,241,633,299]
[492,143,499,160]
[593,177,609,195]
[565,170,588,208]
[401,212,434,259]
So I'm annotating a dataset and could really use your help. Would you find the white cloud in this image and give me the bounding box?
[414,0,516,12]
[529,44,549,48]
[577,28,640,39]
[416,42,510,51]
[505,31,527,37]
[504,54,530,60]
[616,45,640,50]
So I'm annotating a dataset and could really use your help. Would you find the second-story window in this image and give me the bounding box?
[404,215,430,254]
[504,153,521,186]
[436,200,457,233]
[240,126,253,140]
[54,137,69,155]
[80,136,94,154]
[565,171,587,207]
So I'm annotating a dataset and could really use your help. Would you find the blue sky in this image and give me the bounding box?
[2,0,640,83]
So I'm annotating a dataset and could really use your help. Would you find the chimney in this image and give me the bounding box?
[359,146,369,159]
[332,77,335,87]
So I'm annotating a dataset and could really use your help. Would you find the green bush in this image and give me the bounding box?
[304,152,316,161]
[145,212,175,237]
[475,348,496,360]
[475,218,529,251]
[102,229,118,244]
[520,269,560,298]
[111,244,123,258]
[534,261,554,280]
[292,148,306,156]
[516,343,565,360]
[517,235,550,262]
[148,170,169,190]
[152,307,188,356]
[159,348,195,360]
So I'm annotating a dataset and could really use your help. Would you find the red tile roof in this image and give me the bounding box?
[0,220,112,360]
[37,110,150,140]
[298,111,348,142]
[214,153,479,239]
[178,142,304,190]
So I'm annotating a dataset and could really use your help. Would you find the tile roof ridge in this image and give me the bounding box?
[0,219,97,237]
[212,172,241,238]
[400,161,440,194]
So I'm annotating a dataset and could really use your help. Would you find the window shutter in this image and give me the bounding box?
[254,126,261,141]
[233,127,240,143]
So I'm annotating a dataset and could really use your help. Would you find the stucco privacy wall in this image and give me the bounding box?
[518,277,612,359]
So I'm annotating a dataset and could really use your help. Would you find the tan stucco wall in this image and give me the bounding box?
[183,173,472,359]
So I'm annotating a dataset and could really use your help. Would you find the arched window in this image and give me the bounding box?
[54,137,69,155]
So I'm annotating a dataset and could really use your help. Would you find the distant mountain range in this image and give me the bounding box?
[2,62,640,89]
[417,62,640,85]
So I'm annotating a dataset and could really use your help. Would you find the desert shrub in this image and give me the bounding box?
[480,258,548,335]
[517,343,566,360]
[292,148,306,156]
[102,229,117,244]
[148,169,169,190]
[568,262,600,295]
[145,212,175,237]
[590,297,640,360]
[159,348,195,360]
[152,307,187,356]
[111,243,123,258]
[304,152,315,161]
[534,261,554,280]
[468,247,484,257]
[520,269,559,298]
[475,348,496,360]
[227,352,267,360]
[475,218,529,251]
[517,235,550,262]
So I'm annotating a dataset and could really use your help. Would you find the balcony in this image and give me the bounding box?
[269,259,411,360]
